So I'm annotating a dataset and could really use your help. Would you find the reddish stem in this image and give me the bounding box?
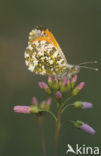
[54,109,61,156]
[37,117,47,156]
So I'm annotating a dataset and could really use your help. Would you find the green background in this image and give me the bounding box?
[0,0,101,156]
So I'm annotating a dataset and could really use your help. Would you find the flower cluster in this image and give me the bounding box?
[39,75,85,98]
[14,75,95,135]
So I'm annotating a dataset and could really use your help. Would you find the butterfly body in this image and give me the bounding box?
[25,26,80,79]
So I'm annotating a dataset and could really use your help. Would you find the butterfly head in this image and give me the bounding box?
[70,65,80,76]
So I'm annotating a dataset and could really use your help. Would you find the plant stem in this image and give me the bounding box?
[37,117,47,156]
[61,104,74,113]
[54,109,61,156]
[39,109,57,121]
[60,95,73,111]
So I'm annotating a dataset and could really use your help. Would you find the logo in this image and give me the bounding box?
[66,144,100,155]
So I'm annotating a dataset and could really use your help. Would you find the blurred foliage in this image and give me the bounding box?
[0,0,101,156]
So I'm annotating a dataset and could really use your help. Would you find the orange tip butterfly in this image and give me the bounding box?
[24,26,98,79]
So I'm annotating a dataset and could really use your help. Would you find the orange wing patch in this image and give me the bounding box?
[43,29,59,48]
[32,36,53,45]
[28,26,60,49]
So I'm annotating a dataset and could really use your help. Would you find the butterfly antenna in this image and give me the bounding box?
[79,65,99,71]
[78,60,98,65]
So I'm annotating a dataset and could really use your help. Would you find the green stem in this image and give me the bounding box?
[61,104,74,113]
[61,120,75,128]
[40,109,57,121]
[37,117,47,156]
[54,109,61,156]
[60,95,73,111]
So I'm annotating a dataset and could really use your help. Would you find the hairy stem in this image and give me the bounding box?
[37,117,47,156]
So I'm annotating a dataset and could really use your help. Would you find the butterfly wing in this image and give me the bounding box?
[28,26,46,45]
[25,26,68,76]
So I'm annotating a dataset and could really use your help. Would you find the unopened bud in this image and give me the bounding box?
[38,82,51,95]
[72,75,78,88]
[48,76,53,87]
[32,96,38,105]
[53,77,59,90]
[74,120,96,135]
[56,91,62,100]
[13,106,30,114]
[30,106,39,113]
[72,82,85,96]
[74,101,93,109]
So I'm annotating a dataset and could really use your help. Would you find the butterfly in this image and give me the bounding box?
[24,26,98,79]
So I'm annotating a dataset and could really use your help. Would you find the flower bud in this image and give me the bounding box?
[72,82,85,96]
[56,91,62,100]
[82,102,93,109]
[74,101,93,109]
[62,78,68,86]
[60,78,68,93]
[48,76,53,87]
[74,120,96,135]
[81,123,96,135]
[45,98,52,110]
[32,96,38,105]
[73,101,83,109]
[30,106,39,113]
[38,82,51,95]
[38,82,48,89]
[13,106,30,114]
[40,101,46,109]
[60,86,67,93]
[53,77,59,90]
[77,82,85,90]
[72,75,77,88]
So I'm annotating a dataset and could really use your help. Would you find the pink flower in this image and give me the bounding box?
[77,82,85,90]
[38,82,51,94]
[62,78,68,86]
[74,120,96,135]
[82,102,93,109]
[56,91,62,99]
[72,75,78,82]
[32,96,38,105]
[44,98,52,110]
[38,82,48,90]
[38,82,43,88]
[81,123,96,135]
[74,101,93,109]
[14,106,30,114]
[72,82,85,96]
[48,76,53,88]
